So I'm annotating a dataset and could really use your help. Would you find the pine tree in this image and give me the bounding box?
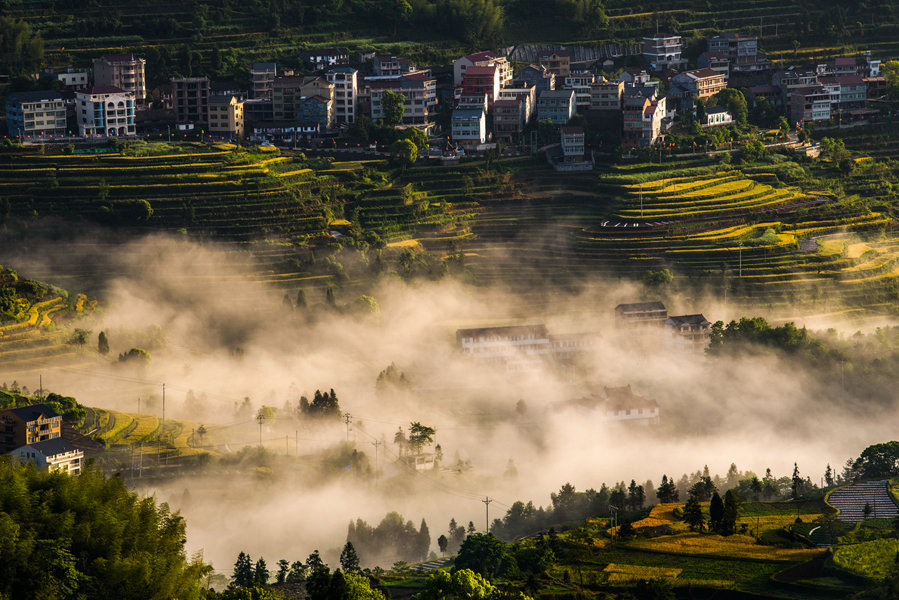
[254,557,269,585]
[98,331,109,355]
[276,559,290,584]
[232,551,254,588]
[683,496,705,532]
[709,492,725,533]
[340,541,360,574]
[417,519,431,561]
[791,462,803,499]
[825,464,834,487]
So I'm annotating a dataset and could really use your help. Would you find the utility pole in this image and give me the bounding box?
[482,497,493,532]
[161,383,166,466]
[371,440,382,475]
[610,505,619,547]
[738,242,743,277]
[295,430,298,456]
[257,412,265,446]
[344,412,352,442]
[39,374,42,401]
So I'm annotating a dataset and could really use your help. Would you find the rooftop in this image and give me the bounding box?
[18,438,79,457]
[667,314,711,326]
[2,403,61,422]
[615,301,666,313]
[464,50,499,63]
[7,90,64,103]
[457,324,548,338]
[80,85,130,95]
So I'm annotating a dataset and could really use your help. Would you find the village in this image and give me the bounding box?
[5,32,888,169]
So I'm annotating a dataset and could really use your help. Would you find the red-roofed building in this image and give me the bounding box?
[453,50,512,87]
[461,65,501,109]
[76,86,136,137]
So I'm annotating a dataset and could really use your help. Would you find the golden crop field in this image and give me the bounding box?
[603,563,681,583]
[628,533,824,561]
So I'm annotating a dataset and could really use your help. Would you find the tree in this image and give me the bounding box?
[453,533,511,580]
[656,475,679,503]
[68,328,92,347]
[642,268,673,287]
[253,558,269,585]
[683,496,705,531]
[381,90,405,125]
[855,442,899,479]
[0,17,45,77]
[714,88,748,124]
[390,138,417,168]
[883,60,899,99]
[340,541,360,574]
[437,534,448,555]
[407,422,435,454]
[791,462,803,499]
[98,331,110,355]
[232,552,254,588]
[276,559,290,584]
[304,550,331,600]
[709,492,725,532]
[721,490,741,535]
[824,464,834,487]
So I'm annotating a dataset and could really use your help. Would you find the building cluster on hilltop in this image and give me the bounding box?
[0,404,83,475]
[3,32,889,156]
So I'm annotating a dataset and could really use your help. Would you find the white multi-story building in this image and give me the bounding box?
[453,50,513,87]
[75,86,136,138]
[92,53,147,107]
[326,67,358,124]
[564,71,596,112]
[642,34,684,70]
[12,439,84,474]
[451,108,486,147]
[5,91,67,140]
[369,73,437,127]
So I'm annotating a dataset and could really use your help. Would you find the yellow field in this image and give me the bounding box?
[604,563,681,583]
[737,514,823,536]
[627,533,824,561]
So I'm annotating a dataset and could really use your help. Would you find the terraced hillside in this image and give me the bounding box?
[827,481,899,522]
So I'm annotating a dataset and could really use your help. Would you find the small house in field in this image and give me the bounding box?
[12,438,83,474]
[614,302,667,328]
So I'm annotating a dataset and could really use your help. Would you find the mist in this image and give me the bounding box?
[2,233,895,572]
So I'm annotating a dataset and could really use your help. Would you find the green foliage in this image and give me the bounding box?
[854,442,899,479]
[642,268,673,287]
[390,138,418,168]
[407,421,435,454]
[416,567,531,600]
[707,317,827,360]
[382,91,406,126]
[832,539,899,580]
[0,458,210,599]
[118,347,151,363]
[299,389,340,419]
[714,88,748,125]
[0,17,44,77]
[683,496,705,532]
[883,61,899,100]
[454,533,512,580]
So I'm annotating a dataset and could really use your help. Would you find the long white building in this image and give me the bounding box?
[75,86,136,138]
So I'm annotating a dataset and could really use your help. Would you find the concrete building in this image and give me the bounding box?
[0,404,63,453]
[789,85,832,124]
[537,89,576,125]
[92,54,147,106]
[670,68,727,100]
[564,71,596,112]
[5,91,66,140]
[12,438,83,475]
[451,108,487,147]
[171,76,211,126]
[642,34,684,70]
[560,125,585,158]
[589,79,624,111]
[369,73,438,127]
[601,385,660,425]
[819,75,867,114]
[75,86,137,138]
[538,50,571,76]
[702,106,733,127]
[326,67,358,124]
[453,50,513,87]
[43,66,89,90]
[297,95,334,131]
[461,65,501,109]
[373,54,416,77]
[208,94,245,139]
[498,82,537,123]
[493,98,527,143]
[622,87,665,147]
[697,52,730,80]
[273,76,333,122]
[518,64,555,93]
[299,48,349,70]
[250,62,277,100]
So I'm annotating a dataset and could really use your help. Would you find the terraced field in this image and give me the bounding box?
[0,293,97,373]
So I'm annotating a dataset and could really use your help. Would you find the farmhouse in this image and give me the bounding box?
[665,314,712,353]
[0,404,63,453]
[602,385,661,425]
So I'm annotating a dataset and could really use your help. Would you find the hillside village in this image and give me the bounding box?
[4,30,891,165]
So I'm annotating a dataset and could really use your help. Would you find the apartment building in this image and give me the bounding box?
[5,91,67,140]
[493,98,527,143]
[326,67,358,124]
[75,86,137,137]
[250,62,277,100]
[273,76,334,121]
[451,108,487,147]
[453,50,513,87]
[537,89,576,125]
[589,79,624,111]
[369,73,438,127]
[498,82,537,123]
[93,54,147,106]
[642,34,684,70]
[12,439,83,475]
[564,71,596,112]
[538,50,571,76]
[171,76,211,125]
[460,65,501,109]
[208,94,245,139]
[373,55,416,77]
[561,126,585,159]
[789,85,832,123]
[670,68,727,100]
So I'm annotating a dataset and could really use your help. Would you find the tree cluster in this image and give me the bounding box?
[0,459,210,600]
[299,388,341,419]
[347,512,431,565]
